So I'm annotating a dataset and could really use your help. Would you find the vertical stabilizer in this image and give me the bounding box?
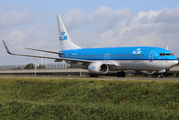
[57,14,81,50]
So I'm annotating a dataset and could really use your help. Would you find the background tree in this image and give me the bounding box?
[24,63,34,69]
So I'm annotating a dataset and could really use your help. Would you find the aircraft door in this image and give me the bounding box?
[65,52,69,58]
[149,50,155,62]
[104,53,110,60]
[107,53,110,60]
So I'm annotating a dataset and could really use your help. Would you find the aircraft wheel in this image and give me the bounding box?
[94,75,98,77]
[165,75,168,77]
[159,74,164,78]
[121,72,126,77]
[90,74,95,77]
[152,74,158,78]
[117,72,121,77]
[117,72,126,77]
[164,73,168,77]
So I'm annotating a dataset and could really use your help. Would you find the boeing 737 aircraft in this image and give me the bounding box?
[2,14,178,78]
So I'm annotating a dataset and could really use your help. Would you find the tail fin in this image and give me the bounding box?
[57,14,81,50]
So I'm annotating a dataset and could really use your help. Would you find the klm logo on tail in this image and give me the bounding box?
[59,31,67,41]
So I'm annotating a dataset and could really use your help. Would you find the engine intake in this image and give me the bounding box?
[88,62,109,74]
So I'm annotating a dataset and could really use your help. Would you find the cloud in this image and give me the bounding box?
[0,8,57,65]
[64,6,132,29]
[3,29,26,44]
[0,10,41,28]
[63,8,92,28]
[0,23,59,65]
[63,6,133,48]
[1,5,179,65]
[93,6,131,20]
[154,7,179,24]
[136,10,162,21]
[63,5,179,57]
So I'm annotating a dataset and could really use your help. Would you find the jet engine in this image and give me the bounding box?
[140,70,155,75]
[88,62,109,74]
[146,71,155,74]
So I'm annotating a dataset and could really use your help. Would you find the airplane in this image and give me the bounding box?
[2,14,178,78]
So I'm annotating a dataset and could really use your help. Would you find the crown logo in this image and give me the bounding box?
[61,31,65,35]
[92,66,95,69]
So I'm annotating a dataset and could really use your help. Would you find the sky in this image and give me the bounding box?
[1,0,179,65]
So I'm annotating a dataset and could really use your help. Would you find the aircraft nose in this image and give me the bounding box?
[175,59,179,65]
[173,58,179,66]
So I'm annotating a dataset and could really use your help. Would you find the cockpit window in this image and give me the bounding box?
[159,53,173,56]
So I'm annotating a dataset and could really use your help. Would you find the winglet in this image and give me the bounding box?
[2,40,13,55]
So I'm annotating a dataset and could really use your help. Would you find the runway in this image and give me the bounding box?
[1,75,179,81]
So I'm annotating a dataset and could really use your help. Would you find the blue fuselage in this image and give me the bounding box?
[60,46,177,61]
[59,46,178,71]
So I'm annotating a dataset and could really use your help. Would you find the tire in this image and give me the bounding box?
[94,75,98,77]
[117,72,121,77]
[152,74,158,78]
[122,72,126,77]
[117,72,126,77]
[159,74,164,78]
[90,74,95,77]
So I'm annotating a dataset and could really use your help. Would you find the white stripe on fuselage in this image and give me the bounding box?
[70,59,178,71]
[116,60,178,70]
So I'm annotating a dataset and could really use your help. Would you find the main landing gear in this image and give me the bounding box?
[152,73,165,78]
[117,71,126,77]
[90,74,98,77]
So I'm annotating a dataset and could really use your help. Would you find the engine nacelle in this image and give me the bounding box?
[88,62,109,74]
[141,70,155,75]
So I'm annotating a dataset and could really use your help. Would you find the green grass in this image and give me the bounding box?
[1,77,179,119]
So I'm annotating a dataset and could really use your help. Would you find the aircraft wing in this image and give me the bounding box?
[2,40,121,69]
[25,47,63,55]
[2,40,92,64]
